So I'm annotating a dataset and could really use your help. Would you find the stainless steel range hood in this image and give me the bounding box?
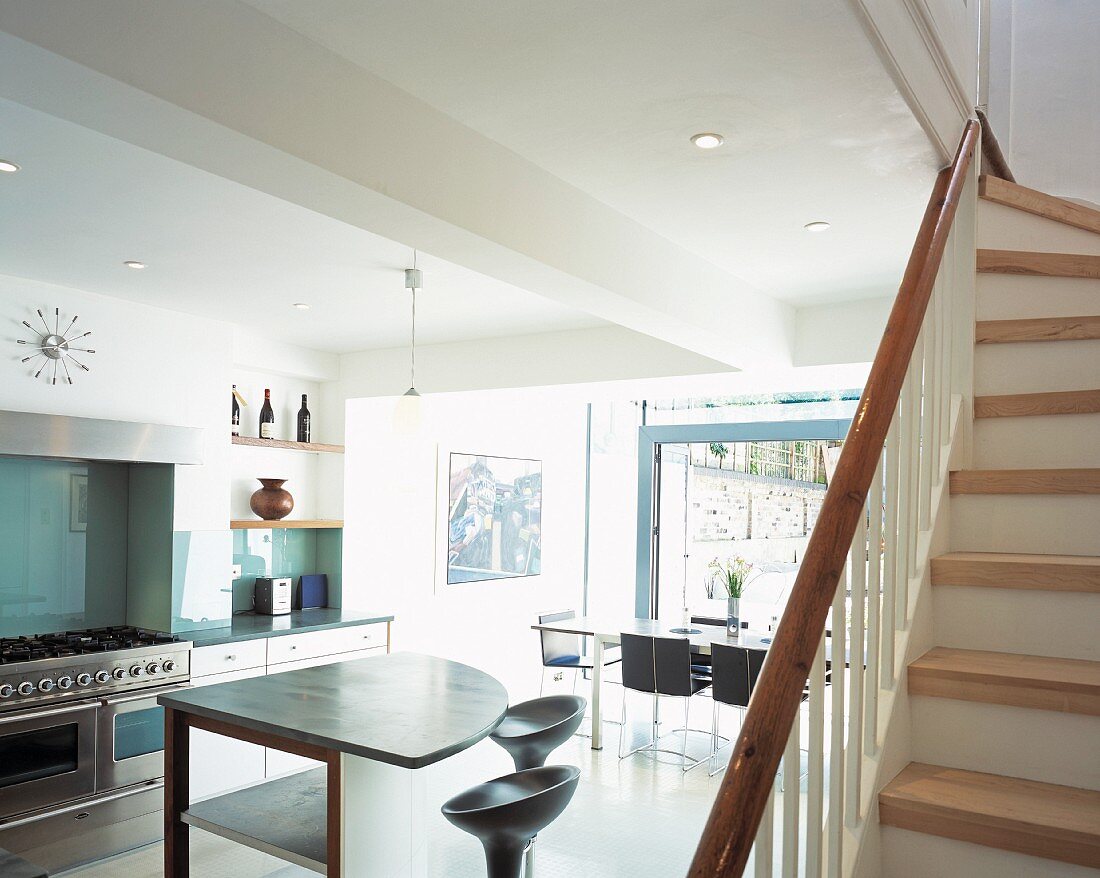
[0,410,204,465]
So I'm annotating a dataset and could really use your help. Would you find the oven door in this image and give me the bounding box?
[97,683,189,792]
[0,700,98,821]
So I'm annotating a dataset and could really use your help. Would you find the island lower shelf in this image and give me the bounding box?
[183,768,328,874]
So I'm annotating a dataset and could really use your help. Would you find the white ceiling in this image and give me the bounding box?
[0,98,604,353]
[242,0,942,305]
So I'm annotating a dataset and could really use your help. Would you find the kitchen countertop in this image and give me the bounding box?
[159,652,508,768]
[184,608,394,647]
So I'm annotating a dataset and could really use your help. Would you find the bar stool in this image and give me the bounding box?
[490,695,587,771]
[441,765,581,878]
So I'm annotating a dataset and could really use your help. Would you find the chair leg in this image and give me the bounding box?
[681,698,690,770]
[525,837,535,878]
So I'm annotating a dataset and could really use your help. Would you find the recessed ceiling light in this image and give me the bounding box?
[804,221,831,232]
[690,133,724,150]
[0,159,20,173]
[123,261,147,269]
[292,302,311,311]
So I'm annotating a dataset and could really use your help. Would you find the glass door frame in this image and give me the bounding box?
[634,418,851,618]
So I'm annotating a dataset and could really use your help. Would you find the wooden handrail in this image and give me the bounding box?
[976,109,1014,182]
[687,118,980,878]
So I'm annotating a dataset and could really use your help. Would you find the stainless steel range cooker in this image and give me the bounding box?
[0,627,191,872]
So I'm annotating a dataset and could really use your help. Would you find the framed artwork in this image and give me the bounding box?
[70,473,88,532]
[447,453,541,584]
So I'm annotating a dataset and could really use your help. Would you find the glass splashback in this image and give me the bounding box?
[0,458,129,638]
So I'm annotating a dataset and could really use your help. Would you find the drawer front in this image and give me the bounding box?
[190,639,267,677]
[266,624,387,666]
[266,646,387,676]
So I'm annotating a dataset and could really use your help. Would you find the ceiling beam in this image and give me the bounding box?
[0,2,794,368]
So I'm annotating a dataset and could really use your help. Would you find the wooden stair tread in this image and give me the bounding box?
[931,552,1100,592]
[975,388,1100,418]
[976,249,1100,279]
[879,762,1100,868]
[980,175,1100,236]
[908,647,1100,716]
[975,315,1100,344]
[950,467,1100,495]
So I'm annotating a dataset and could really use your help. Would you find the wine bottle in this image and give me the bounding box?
[231,385,240,437]
[296,394,311,443]
[259,388,275,439]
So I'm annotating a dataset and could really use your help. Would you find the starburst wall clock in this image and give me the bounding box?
[16,308,96,384]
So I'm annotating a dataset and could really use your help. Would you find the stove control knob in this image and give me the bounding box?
[37,679,55,693]
[162,660,177,673]
[17,682,35,697]
[129,665,144,678]
[0,684,13,699]
[111,668,126,681]
[145,663,160,675]
[76,673,93,687]
[56,676,74,690]
[95,670,112,684]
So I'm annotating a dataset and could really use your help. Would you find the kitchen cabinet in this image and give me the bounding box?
[188,665,267,800]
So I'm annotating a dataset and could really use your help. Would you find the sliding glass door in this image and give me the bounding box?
[635,420,850,622]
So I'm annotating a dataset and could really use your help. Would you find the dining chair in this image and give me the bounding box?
[617,633,713,771]
[537,610,621,696]
[708,643,808,787]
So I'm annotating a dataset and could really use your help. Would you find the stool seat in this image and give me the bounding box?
[490,695,586,771]
[442,765,581,878]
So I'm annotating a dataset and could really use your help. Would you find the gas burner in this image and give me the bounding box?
[0,627,182,661]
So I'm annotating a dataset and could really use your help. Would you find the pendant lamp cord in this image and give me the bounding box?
[410,249,418,390]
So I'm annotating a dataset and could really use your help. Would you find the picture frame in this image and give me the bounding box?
[446,452,542,585]
[70,473,88,532]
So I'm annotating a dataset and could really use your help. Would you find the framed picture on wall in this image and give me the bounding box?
[447,453,542,584]
[70,473,88,532]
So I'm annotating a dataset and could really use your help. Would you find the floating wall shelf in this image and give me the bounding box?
[230,519,344,530]
[231,436,345,454]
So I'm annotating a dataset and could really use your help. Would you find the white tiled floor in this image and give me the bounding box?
[60,694,805,877]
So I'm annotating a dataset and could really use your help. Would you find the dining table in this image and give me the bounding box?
[531,616,849,750]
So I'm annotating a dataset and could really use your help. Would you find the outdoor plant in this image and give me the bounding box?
[709,556,754,599]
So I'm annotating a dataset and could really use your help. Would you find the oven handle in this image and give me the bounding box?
[0,699,99,725]
[100,682,191,707]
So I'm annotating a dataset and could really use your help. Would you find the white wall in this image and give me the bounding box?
[794,297,894,367]
[343,389,588,700]
[1,275,231,531]
[986,0,1100,204]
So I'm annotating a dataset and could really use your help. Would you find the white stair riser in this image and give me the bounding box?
[975,340,1100,395]
[881,827,1099,878]
[910,697,1100,790]
[951,495,1100,555]
[932,586,1099,660]
[973,415,1100,469]
[977,275,1100,321]
[978,200,1100,256]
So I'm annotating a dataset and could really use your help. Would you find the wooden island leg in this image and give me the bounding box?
[164,708,190,877]
[327,754,342,877]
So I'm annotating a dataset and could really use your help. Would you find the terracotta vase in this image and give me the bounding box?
[250,478,294,521]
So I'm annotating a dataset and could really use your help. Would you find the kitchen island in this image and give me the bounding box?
[159,652,508,877]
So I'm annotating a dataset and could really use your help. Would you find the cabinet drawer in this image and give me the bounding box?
[266,624,387,666]
[266,646,387,676]
[191,639,267,677]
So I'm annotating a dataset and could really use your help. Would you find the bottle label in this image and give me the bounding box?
[260,423,273,439]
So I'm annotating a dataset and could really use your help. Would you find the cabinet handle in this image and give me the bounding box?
[289,645,297,651]
[226,655,237,661]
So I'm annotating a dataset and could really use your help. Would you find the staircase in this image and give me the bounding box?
[879,176,1100,875]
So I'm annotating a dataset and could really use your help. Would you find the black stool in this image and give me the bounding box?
[489,695,586,771]
[442,765,581,878]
